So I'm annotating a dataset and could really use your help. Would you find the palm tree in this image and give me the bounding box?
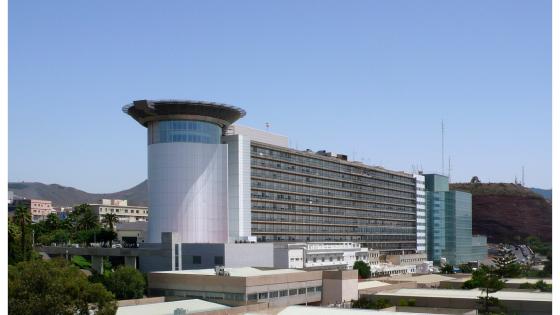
[77,208,99,231]
[101,213,119,231]
[101,213,119,247]
[13,205,32,260]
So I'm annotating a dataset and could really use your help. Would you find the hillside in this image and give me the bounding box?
[8,181,148,207]
[450,182,552,243]
[531,188,552,201]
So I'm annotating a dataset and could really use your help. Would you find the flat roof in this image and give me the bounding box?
[270,305,445,315]
[123,99,245,127]
[152,266,306,277]
[116,299,229,315]
[444,277,552,284]
[357,280,391,290]
[378,274,457,284]
[376,288,552,302]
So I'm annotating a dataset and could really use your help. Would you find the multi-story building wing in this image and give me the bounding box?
[249,141,418,254]
[124,100,419,257]
[424,174,487,265]
[414,174,426,253]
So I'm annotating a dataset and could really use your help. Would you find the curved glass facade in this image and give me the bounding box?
[148,120,221,145]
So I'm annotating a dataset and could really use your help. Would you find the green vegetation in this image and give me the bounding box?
[9,259,116,315]
[353,260,371,279]
[440,264,454,274]
[492,248,521,278]
[450,182,540,197]
[525,235,552,256]
[104,266,146,299]
[519,280,552,292]
[32,204,117,247]
[8,204,141,314]
[399,298,416,306]
[459,264,473,273]
[352,297,392,310]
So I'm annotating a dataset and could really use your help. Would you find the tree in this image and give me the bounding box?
[8,219,22,265]
[440,264,454,274]
[352,297,392,310]
[493,248,521,278]
[104,266,146,299]
[69,204,99,232]
[101,214,119,246]
[459,264,473,273]
[353,260,371,279]
[45,213,61,231]
[465,265,506,314]
[13,206,32,261]
[9,258,116,315]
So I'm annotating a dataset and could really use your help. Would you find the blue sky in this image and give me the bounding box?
[9,0,551,192]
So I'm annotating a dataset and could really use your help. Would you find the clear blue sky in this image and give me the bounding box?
[8,0,551,192]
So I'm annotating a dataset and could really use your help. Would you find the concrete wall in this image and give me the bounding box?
[148,142,229,243]
[370,292,551,315]
[321,270,358,306]
[224,243,274,268]
[223,135,252,242]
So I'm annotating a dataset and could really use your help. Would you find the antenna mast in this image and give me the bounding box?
[522,166,525,186]
[441,120,445,175]
[448,156,451,181]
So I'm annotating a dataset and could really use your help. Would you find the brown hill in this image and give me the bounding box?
[450,182,551,243]
[8,181,148,207]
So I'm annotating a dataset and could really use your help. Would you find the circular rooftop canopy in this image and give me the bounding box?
[123,99,246,128]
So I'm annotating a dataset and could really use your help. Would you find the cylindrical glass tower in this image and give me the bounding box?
[123,100,246,243]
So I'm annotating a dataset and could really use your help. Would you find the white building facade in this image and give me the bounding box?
[414,174,426,253]
[274,242,379,270]
[90,199,148,223]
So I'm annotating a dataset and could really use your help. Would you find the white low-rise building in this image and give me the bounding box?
[89,199,148,223]
[274,242,379,270]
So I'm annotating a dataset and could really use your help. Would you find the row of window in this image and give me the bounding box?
[251,146,415,185]
[251,211,416,227]
[251,224,416,240]
[148,120,221,144]
[252,200,414,215]
[252,179,414,202]
[252,165,414,197]
[251,157,415,194]
[247,286,322,301]
[251,190,415,210]
[251,223,415,235]
[99,207,148,214]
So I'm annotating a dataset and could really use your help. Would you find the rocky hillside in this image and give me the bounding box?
[8,181,148,207]
[450,182,552,243]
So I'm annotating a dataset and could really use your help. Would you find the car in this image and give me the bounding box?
[112,244,122,248]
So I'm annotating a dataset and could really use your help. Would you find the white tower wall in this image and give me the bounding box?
[147,142,229,243]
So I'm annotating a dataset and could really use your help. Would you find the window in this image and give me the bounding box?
[247,294,257,301]
[307,287,315,293]
[258,292,268,300]
[289,289,298,296]
[279,290,288,297]
[298,288,306,295]
[315,286,322,292]
[269,291,279,299]
[214,256,224,265]
[192,256,202,265]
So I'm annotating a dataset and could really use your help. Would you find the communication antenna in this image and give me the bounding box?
[522,166,525,186]
[448,156,452,181]
[265,122,270,131]
[441,120,445,175]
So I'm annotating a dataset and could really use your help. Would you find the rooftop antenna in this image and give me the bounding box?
[441,120,445,176]
[448,156,451,181]
[265,122,270,131]
[522,166,525,186]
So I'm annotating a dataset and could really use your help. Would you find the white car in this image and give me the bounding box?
[112,244,122,248]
